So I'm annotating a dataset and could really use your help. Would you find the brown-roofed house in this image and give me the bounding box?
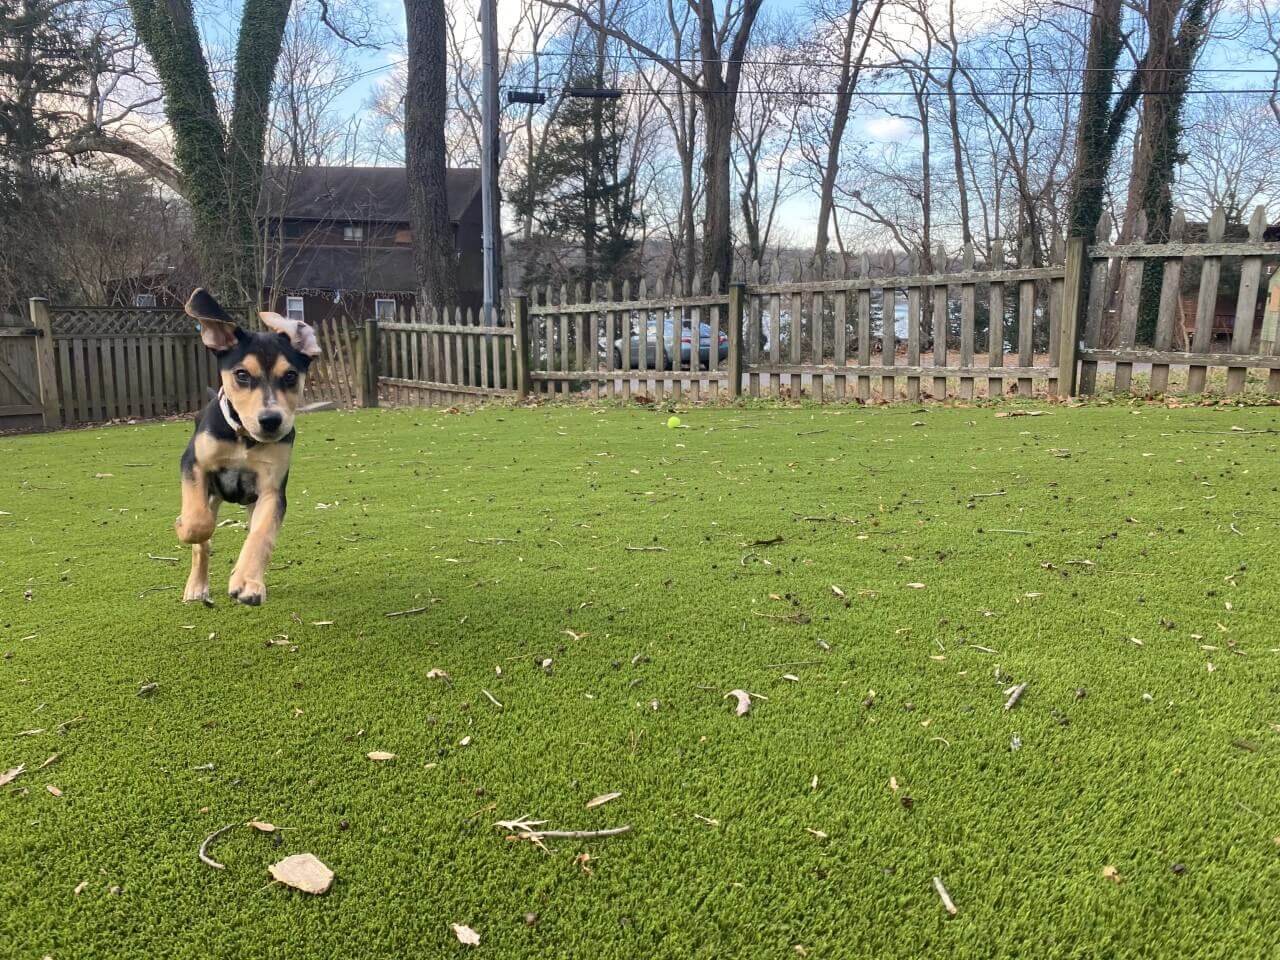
[258,165,482,325]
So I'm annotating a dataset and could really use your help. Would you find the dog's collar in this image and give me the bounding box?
[217,388,248,437]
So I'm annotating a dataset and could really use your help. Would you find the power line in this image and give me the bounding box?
[512,84,1280,99]
[506,47,1280,75]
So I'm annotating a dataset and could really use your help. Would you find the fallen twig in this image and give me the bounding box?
[481,689,503,709]
[933,876,958,916]
[147,553,181,563]
[198,823,237,870]
[969,490,1007,499]
[983,529,1034,535]
[496,816,632,842]
[137,585,177,599]
[384,601,441,618]
[1003,682,1028,710]
[624,545,668,552]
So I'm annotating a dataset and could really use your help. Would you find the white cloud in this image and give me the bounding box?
[863,115,913,142]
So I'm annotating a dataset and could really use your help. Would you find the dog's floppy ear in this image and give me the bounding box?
[185,288,240,352]
[260,311,322,358]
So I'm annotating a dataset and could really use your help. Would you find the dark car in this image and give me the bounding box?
[611,317,729,370]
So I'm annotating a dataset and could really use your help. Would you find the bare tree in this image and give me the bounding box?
[805,0,886,268]
[1176,93,1280,223]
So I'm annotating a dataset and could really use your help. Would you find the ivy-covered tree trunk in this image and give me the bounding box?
[127,0,291,303]
[403,0,457,315]
[1066,0,1139,240]
[1131,0,1209,342]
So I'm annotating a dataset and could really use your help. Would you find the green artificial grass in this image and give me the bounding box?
[2,402,1279,959]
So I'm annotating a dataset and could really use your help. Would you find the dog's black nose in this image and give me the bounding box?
[258,411,283,434]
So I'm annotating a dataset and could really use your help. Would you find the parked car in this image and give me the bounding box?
[610,317,729,370]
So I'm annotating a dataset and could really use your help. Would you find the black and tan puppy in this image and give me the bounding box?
[176,288,320,605]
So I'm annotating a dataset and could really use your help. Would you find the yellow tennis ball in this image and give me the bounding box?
[667,415,681,429]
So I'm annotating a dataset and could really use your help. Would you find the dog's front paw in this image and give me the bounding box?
[228,572,266,606]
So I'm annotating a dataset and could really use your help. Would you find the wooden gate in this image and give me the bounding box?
[372,305,521,406]
[0,324,48,432]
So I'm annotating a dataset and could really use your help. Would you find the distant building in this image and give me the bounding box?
[257,165,483,324]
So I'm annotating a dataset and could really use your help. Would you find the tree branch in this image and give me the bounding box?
[538,0,700,89]
[64,128,184,194]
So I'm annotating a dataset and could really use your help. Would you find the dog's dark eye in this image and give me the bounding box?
[281,370,298,388]
[234,369,251,386]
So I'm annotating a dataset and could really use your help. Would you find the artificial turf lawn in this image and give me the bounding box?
[2,402,1279,959]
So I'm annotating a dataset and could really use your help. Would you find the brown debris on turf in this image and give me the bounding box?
[725,690,752,716]
[268,853,334,895]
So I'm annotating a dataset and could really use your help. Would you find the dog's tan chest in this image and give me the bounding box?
[194,433,292,492]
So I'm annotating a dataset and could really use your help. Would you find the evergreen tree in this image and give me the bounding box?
[512,83,640,291]
[0,0,88,316]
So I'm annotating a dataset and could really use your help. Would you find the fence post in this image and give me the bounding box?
[28,298,63,430]
[1056,237,1088,397]
[511,293,531,398]
[726,282,745,398]
[361,318,380,407]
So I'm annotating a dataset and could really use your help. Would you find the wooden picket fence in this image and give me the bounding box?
[372,304,520,407]
[1077,206,1280,396]
[0,301,361,433]
[523,275,735,402]
[509,245,1064,403]
[4,205,1277,434]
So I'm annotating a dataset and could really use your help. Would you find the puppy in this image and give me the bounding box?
[176,288,320,605]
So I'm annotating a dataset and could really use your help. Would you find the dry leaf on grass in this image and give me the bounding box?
[248,820,277,832]
[426,668,450,680]
[458,736,472,747]
[781,673,800,682]
[73,880,88,895]
[586,792,621,810]
[805,828,828,839]
[725,689,752,716]
[830,585,846,599]
[45,784,62,797]
[366,751,396,762]
[1101,865,1122,884]
[268,853,334,895]
[906,582,926,589]
[0,765,24,787]
[450,923,480,947]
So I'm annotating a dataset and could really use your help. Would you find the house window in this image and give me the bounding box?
[133,293,157,307]
[394,228,412,244]
[285,296,305,322]
[343,224,364,242]
[374,299,397,321]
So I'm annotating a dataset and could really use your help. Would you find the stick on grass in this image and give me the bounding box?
[933,876,958,916]
[198,823,237,870]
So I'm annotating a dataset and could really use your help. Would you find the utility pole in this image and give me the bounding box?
[480,0,502,323]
